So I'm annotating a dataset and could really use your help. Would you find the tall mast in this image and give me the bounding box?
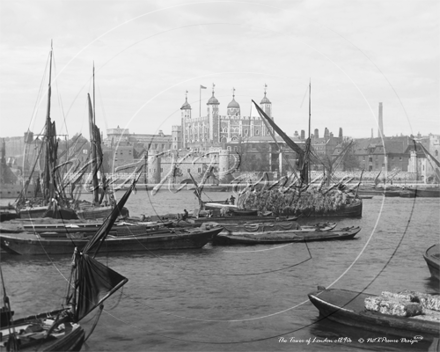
[306,79,311,185]
[89,64,99,204]
[308,80,311,141]
[93,63,96,125]
[46,41,53,131]
[43,41,54,205]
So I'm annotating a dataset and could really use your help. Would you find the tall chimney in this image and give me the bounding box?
[378,102,384,138]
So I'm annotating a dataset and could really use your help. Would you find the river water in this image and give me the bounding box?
[1,190,439,352]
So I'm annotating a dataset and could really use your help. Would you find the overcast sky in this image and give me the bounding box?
[0,0,438,140]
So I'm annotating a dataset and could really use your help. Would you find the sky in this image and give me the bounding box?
[0,0,438,140]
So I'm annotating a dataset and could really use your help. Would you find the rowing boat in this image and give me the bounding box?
[424,244,440,281]
[308,288,440,341]
[212,226,360,245]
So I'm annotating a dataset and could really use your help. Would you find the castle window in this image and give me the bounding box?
[255,129,260,135]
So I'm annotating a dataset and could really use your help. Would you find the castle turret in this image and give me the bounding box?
[218,149,230,183]
[207,84,220,143]
[180,91,191,148]
[172,125,182,150]
[260,84,272,118]
[148,152,161,184]
[227,88,240,117]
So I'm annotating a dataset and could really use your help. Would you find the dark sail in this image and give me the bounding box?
[73,254,127,322]
[251,100,309,183]
[252,100,304,157]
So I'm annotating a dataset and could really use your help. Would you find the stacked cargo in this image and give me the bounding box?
[364,291,440,321]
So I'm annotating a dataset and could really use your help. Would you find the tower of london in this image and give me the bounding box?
[172,84,273,151]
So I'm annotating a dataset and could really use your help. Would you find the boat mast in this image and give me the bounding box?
[307,79,311,185]
[90,63,99,204]
[43,42,54,205]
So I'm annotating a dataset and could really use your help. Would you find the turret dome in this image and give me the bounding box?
[260,92,271,104]
[227,97,240,109]
[181,98,191,110]
[207,93,219,105]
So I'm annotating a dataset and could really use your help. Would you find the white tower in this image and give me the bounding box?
[207,83,220,143]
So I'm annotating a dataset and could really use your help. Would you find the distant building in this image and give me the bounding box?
[105,127,172,152]
[311,127,343,161]
[104,127,173,169]
[348,136,413,172]
[410,134,440,183]
[174,84,274,152]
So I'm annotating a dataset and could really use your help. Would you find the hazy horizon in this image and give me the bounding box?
[1,0,438,140]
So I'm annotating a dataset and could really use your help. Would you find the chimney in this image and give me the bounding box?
[378,102,384,138]
[300,130,305,140]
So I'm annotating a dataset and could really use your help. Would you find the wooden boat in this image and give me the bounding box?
[383,190,401,197]
[228,208,258,216]
[212,226,360,245]
[308,288,440,340]
[76,204,116,220]
[0,153,136,350]
[357,188,386,196]
[0,207,19,222]
[192,213,298,225]
[0,307,85,351]
[358,195,373,199]
[292,198,363,218]
[399,190,416,198]
[0,226,222,255]
[18,206,78,220]
[415,188,440,198]
[0,218,170,236]
[217,221,336,236]
[424,244,440,281]
[237,189,363,219]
